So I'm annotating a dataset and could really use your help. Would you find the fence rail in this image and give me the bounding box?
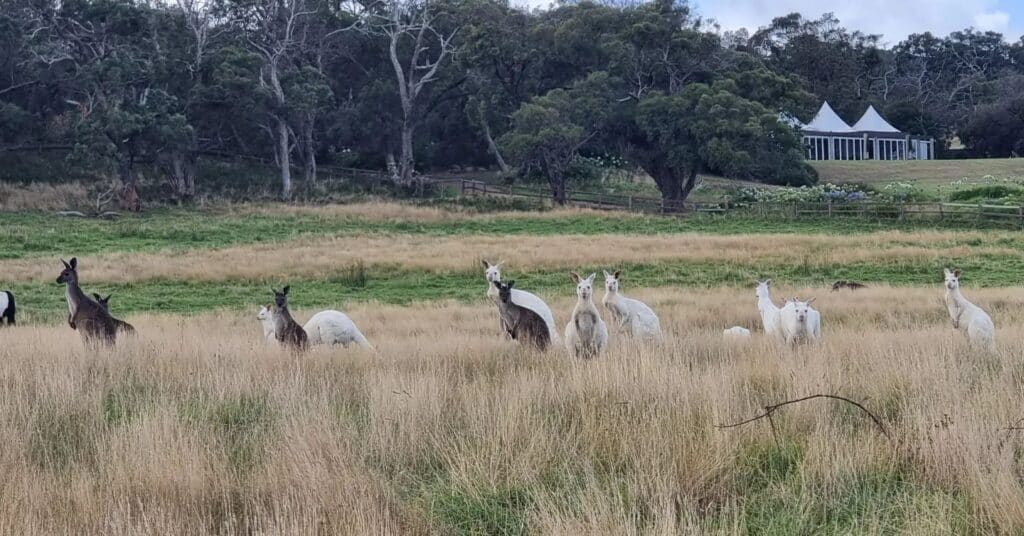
[426,178,1024,226]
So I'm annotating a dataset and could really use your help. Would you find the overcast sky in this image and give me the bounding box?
[515,0,1024,45]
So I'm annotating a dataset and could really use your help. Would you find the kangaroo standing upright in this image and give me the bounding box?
[272,286,308,352]
[56,258,117,346]
[493,280,550,351]
[564,272,609,359]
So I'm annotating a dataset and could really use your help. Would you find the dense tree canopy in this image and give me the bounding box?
[1,0,1022,207]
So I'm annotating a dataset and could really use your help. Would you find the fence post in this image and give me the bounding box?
[792,203,799,219]
[938,203,943,220]
[628,196,633,211]
[898,203,905,220]
[1019,206,1023,229]
[827,201,833,218]
[978,203,983,224]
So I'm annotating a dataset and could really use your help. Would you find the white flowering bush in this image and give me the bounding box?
[731,183,871,204]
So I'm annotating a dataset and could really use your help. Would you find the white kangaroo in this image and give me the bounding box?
[756,279,783,340]
[601,270,662,342]
[944,268,996,351]
[565,272,608,359]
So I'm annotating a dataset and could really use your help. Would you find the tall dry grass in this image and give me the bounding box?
[1,286,1023,533]
[0,229,1006,283]
[0,182,90,211]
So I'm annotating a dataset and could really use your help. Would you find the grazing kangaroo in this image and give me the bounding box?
[831,280,866,291]
[272,286,308,351]
[56,258,116,346]
[92,293,137,335]
[493,281,550,351]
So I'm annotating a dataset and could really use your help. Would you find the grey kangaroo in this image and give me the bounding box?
[272,286,308,352]
[493,281,550,351]
[56,258,117,346]
[92,293,137,335]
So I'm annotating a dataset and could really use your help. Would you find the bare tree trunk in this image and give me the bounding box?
[302,117,316,184]
[277,117,292,199]
[481,119,510,173]
[399,118,414,183]
[163,150,197,203]
[385,151,399,180]
[118,155,141,212]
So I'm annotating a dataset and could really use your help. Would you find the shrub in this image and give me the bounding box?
[948,184,1024,205]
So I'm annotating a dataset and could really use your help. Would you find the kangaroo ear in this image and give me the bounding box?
[613,270,621,279]
[806,297,816,305]
[92,293,102,301]
[507,280,515,288]
[603,270,612,279]
[570,272,580,283]
[765,279,772,286]
[586,273,596,283]
[482,260,490,268]
[103,294,111,302]
[60,258,70,269]
[69,258,77,269]
[283,285,290,295]
[953,270,961,278]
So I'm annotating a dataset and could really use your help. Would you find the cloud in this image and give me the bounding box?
[974,10,1010,32]
[695,0,1022,44]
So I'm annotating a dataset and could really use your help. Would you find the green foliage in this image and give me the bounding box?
[948,184,1024,205]
[422,481,534,536]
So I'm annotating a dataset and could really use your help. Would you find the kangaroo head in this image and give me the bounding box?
[494,280,515,303]
[482,260,503,283]
[56,257,78,285]
[571,272,596,301]
[603,270,621,293]
[272,286,291,310]
[92,293,112,311]
[257,304,273,321]
[944,268,961,291]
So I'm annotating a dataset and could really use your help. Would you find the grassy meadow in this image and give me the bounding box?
[3,201,1024,533]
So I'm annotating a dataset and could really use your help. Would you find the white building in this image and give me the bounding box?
[798,102,935,161]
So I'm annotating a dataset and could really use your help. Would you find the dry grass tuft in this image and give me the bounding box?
[1,286,1023,533]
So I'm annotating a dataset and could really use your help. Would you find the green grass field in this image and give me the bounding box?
[4,201,1024,534]
[812,158,1024,189]
[5,202,1024,319]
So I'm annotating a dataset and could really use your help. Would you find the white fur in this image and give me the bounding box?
[257,305,276,343]
[601,270,662,342]
[564,273,608,358]
[756,280,783,339]
[944,269,996,351]
[723,326,751,338]
[0,291,8,316]
[303,310,374,349]
[483,260,560,343]
[779,298,821,345]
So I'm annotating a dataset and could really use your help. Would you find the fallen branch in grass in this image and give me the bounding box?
[716,394,890,441]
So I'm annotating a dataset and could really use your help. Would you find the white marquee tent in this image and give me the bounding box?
[799,102,934,161]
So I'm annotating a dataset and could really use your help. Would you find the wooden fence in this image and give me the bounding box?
[426,178,1024,226]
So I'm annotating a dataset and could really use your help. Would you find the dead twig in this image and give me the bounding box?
[716,394,890,441]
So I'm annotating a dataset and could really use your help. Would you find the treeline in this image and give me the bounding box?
[0,0,1022,209]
